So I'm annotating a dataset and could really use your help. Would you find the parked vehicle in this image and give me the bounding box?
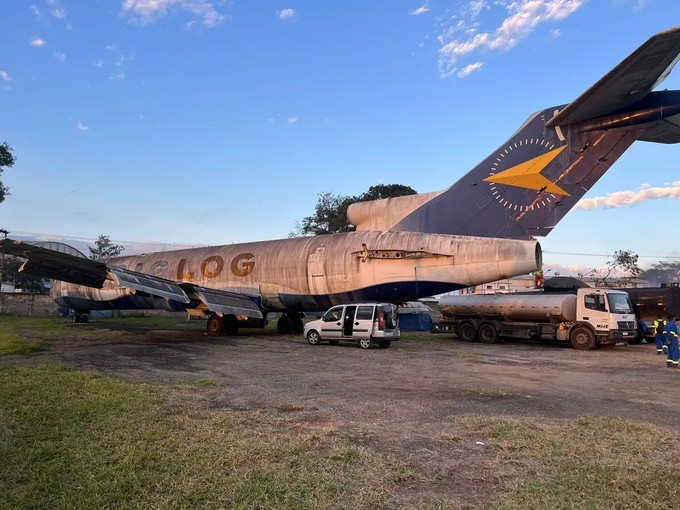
[303,303,400,349]
[437,283,637,350]
[622,284,680,342]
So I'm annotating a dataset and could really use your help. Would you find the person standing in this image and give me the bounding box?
[664,316,679,368]
[654,316,666,354]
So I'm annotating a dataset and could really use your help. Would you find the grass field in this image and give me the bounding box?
[2,316,680,509]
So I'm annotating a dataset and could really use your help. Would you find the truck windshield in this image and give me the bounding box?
[607,293,633,314]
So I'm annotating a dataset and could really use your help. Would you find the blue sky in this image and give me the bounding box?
[1,0,679,274]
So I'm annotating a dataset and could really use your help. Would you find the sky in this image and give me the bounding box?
[1,0,680,275]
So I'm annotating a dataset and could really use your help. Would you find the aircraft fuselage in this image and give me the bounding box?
[52,230,541,313]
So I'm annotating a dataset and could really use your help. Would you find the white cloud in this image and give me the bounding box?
[287,116,299,125]
[438,0,584,78]
[109,71,126,81]
[53,52,66,62]
[549,28,561,40]
[31,4,45,20]
[30,36,46,47]
[47,0,67,19]
[77,121,89,131]
[121,0,225,27]
[574,182,680,210]
[0,71,10,82]
[410,3,430,16]
[457,61,483,77]
[277,8,297,20]
[94,59,105,68]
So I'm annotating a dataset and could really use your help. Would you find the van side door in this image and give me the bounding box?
[353,305,375,338]
[342,305,358,337]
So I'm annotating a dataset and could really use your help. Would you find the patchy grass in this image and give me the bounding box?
[0,364,414,509]
[462,415,680,509]
[0,317,54,355]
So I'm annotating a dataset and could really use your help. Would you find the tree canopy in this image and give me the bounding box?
[2,256,49,294]
[639,260,680,286]
[291,184,417,237]
[591,250,641,287]
[88,235,124,260]
[0,142,16,204]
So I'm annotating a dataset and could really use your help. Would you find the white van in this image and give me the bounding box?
[303,303,400,349]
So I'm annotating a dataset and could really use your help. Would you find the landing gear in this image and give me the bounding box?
[71,312,89,323]
[206,314,239,336]
[277,313,304,334]
[207,315,223,336]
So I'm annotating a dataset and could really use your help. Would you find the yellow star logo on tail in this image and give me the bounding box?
[484,146,569,195]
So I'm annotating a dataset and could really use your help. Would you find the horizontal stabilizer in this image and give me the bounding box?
[547,26,680,127]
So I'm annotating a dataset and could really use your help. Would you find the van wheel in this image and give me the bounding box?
[359,338,373,349]
[570,326,596,350]
[307,330,321,345]
[378,340,392,348]
[478,323,499,344]
[458,322,477,342]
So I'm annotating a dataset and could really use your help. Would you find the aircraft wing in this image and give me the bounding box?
[547,26,680,127]
[0,238,262,319]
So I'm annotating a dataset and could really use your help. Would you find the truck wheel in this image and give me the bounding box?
[570,326,596,350]
[628,325,645,345]
[478,323,499,344]
[207,315,223,336]
[457,322,477,342]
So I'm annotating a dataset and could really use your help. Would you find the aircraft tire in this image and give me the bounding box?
[223,315,239,336]
[207,315,224,336]
[291,315,304,334]
[277,316,294,334]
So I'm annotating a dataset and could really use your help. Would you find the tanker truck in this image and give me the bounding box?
[437,282,637,350]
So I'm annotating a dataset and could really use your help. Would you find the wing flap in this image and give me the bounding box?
[182,285,263,319]
[108,267,191,304]
[547,26,680,127]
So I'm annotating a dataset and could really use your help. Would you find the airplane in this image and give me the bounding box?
[2,26,680,336]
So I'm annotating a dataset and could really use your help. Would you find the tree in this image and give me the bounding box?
[0,142,16,203]
[591,249,641,287]
[291,184,417,237]
[2,256,50,294]
[639,260,680,286]
[89,235,124,260]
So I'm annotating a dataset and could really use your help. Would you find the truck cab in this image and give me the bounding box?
[570,288,637,348]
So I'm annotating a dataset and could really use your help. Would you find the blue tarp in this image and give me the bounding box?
[399,313,433,331]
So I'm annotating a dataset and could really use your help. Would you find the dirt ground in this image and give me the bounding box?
[10,323,680,506]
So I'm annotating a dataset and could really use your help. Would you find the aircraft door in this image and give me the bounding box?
[307,247,328,296]
[342,305,358,337]
[353,305,375,337]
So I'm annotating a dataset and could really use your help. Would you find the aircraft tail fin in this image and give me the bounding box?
[352,26,680,240]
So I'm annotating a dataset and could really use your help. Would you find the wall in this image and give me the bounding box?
[0,293,59,316]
